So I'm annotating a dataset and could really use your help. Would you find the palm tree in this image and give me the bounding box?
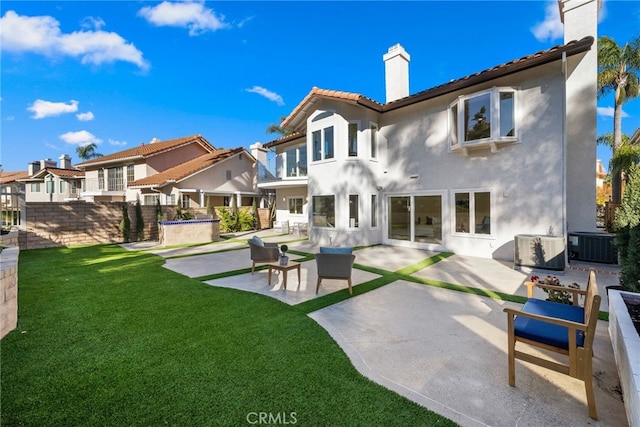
[265,116,293,137]
[597,35,640,203]
[76,143,103,161]
[598,132,640,188]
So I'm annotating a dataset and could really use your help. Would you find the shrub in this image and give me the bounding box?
[615,164,640,292]
[120,203,131,243]
[216,207,255,232]
[135,198,144,241]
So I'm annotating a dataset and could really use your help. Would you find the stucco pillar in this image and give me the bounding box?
[560,0,600,232]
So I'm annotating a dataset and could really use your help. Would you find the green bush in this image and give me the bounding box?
[216,207,255,232]
[135,198,144,241]
[120,203,131,243]
[615,164,640,292]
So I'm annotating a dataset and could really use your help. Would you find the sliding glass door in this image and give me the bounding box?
[388,196,410,241]
[387,194,443,245]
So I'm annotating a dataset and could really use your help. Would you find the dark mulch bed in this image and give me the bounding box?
[622,293,640,337]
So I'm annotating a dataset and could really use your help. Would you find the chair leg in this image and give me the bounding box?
[316,277,322,294]
[584,357,598,420]
[347,278,352,295]
[507,316,516,386]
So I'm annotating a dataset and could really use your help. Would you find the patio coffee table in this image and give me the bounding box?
[267,262,301,290]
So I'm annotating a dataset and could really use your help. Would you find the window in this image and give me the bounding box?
[349,194,359,228]
[371,194,378,228]
[46,177,55,194]
[312,195,335,228]
[226,170,232,180]
[107,167,124,191]
[453,190,491,235]
[166,194,175,205]
[30,183,41,192]
[311,126,334,161]
[59,181,66,193]
[181,194,190,209]
[288,197,303,215]
[144,195,158,205]
[370,123,378,158]
[98,169,105,190]
[449,87,516,151]
[127,164,135,183]
[348,123,358,157]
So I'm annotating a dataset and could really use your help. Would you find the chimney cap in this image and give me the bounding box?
[383,43,411,62]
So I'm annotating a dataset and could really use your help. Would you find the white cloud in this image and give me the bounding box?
[76,111,94,121]
[59,130,102,146]
[6,116,14,121]
[0,10,149,70]
[245,86,284,106]
[108,138,127,146]
[28,99,78,119]
[597,106,629,118]
[138,1,230,36]
[531,2,563,42]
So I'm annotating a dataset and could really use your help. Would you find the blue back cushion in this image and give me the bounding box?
[514,299,585,349]
[249,236,264,247]
[319,246,352,254]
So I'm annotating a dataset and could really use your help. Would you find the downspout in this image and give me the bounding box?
[561,51,568,265]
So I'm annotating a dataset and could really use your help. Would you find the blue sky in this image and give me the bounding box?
[1,1,639,173]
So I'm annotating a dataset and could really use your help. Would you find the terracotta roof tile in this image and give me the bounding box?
[263,132,306,149]
[129,147,248,187]
[0,170,29,184]
[282,37,594,126]
[76,134,215,167]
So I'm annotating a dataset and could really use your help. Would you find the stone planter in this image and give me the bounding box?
[609,289,640,426]
[158,219,220,247]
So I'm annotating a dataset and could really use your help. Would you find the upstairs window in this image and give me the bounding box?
[449,87,516,152]
[370,123,378,159]
[284,145,307,177]
[312,126,334,161]
[127,164,135,183]
[348,122,358,157]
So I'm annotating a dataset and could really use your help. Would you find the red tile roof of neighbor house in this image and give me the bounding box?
[0,170,30,184]
[128,147,249,188]
[31,168,85,179]
[76,134,215,167]
[280,36,594,131]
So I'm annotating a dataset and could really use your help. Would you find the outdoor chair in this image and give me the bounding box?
[247,237,279,274]
[503,268,601,420]
[315,248,356,295]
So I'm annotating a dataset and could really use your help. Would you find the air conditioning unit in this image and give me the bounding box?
[514,234,565,271]
[568,232,617,264]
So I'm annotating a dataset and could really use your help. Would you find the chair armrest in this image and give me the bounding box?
[524,281,586,305]
[503,307,587,331]
[264,242,279,248]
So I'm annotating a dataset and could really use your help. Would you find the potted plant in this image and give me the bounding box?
[530,275,580,305]
[279,244,289,265]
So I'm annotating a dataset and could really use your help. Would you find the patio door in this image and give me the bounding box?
[386,193,443,246]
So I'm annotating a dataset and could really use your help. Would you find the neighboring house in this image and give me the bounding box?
[0,170,28,228]
[596,159,607,189]
[76,134,261,208]
[19,155,84,202]
[260,0,599,261]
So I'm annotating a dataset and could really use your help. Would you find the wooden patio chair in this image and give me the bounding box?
[503,268,601,420]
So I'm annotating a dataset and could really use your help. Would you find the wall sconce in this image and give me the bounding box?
[376,186,383,191]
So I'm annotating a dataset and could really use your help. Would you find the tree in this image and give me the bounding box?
[597,35,640,203]
[265,116,293,137]
[76,143,103,161]
[615,164,640,292]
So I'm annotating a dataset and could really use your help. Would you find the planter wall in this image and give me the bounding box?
[0,245,19,339]
[609,289,640,426]
[159,219,220,247]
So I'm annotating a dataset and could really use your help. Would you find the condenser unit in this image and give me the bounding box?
[514,234,565,271]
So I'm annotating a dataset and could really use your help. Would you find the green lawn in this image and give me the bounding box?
[1,245,456,426]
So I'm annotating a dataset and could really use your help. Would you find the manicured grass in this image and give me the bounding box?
[2,245,456,426]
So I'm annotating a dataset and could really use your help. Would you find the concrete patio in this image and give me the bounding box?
[125,231,628,426]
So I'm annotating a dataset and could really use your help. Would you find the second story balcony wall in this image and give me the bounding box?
[83,177,125,193]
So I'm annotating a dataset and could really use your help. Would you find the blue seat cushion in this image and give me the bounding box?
[319,246,352,254]
[249,236,264,247]
[514,299,585,349]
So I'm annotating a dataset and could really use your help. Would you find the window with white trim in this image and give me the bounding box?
[449,87,516,152]
[59,181,66,193]
[285,145,307,177]
[453,190,491,235]
[371,194,378,228]
[312,195,335,228]
[166,194,175,205]
[288,197,303,215]
[348,194,359,228]
[312,126,334,161]
[370,123,378,159]
[127,164,135,184]
[181,194,190,209]
[144,195,158,206]
[348,122,358,157]
[31,183,41,192]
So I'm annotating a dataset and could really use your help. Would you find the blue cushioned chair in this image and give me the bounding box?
[503,268,601,420]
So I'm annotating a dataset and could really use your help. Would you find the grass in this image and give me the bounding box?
[1,245,457,426]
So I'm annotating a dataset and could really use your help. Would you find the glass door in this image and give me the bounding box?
[388,196,411,241]
[414,195,443,244]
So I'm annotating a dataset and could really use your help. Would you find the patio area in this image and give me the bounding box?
[135,231,628,426]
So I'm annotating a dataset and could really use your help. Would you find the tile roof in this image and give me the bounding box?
[128,147,249,188]
[281,36,594,128]
[263,132,306,149]
[76,134,215,167]
[0,170,29,184]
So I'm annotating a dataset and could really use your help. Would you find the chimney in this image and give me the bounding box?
[40,158,56,169]
[250,142,268,166]
[59,154,72,170]
[28,161,40,176]
[559,0,600,43]
[383,44,411,103]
